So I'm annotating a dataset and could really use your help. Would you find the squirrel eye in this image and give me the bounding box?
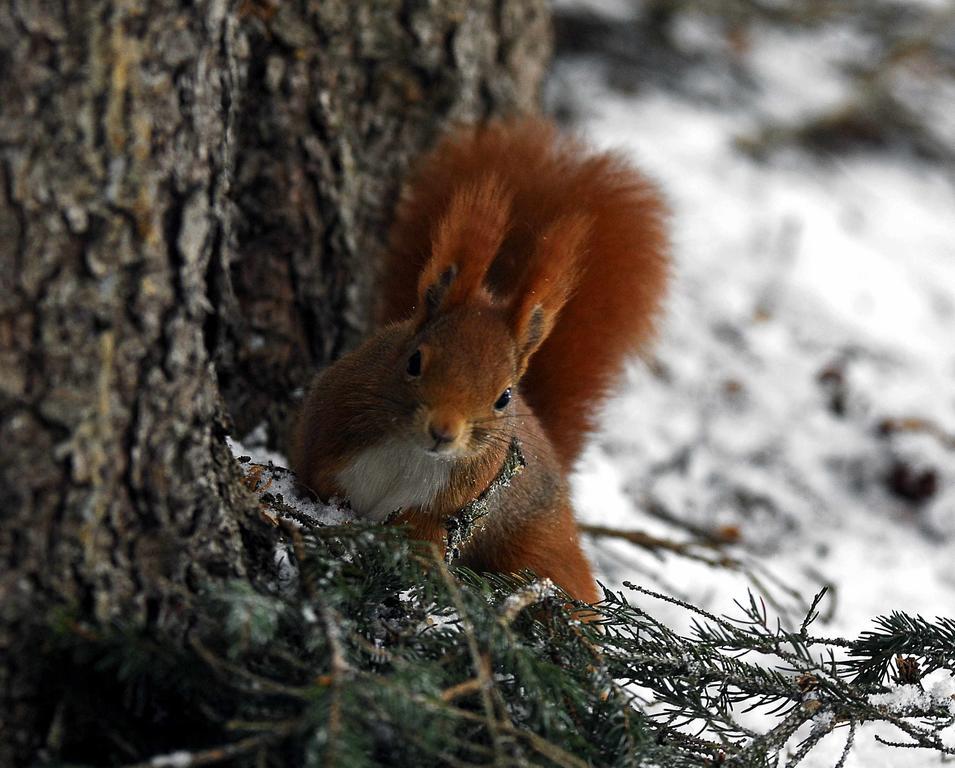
[406,349,422,377]
[494,388,512,411]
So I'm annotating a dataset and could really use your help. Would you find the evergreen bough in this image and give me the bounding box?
[43,478,955,767]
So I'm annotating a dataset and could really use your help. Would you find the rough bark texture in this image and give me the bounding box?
[0,0,550,764]
[0,1,257,762]
[217,0,551,449]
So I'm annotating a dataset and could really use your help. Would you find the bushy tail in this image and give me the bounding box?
[378,118,669,470]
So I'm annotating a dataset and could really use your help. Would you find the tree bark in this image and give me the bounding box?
[1,2,256,762]
[218,0,550,448]
[0,0,550,764]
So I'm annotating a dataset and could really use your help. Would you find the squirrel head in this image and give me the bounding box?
[389,174,592,459]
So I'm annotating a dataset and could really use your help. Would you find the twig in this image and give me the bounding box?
[580,523,737,566]
[120,722,299,768]
[432,548,510,760]
[444,438,525,564]
[498,578,555,626]
[729,708,807,766]
[189,636,311,699]
[321,603,350,768]
[390,680,589,768]
[878,416,955,450]
[592,522,809,622]
[440,678,484,702]
[834,719,856,768]
[640,495,737,546]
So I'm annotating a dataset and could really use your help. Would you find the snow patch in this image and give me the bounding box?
[869,679,955,716]
[228,427,353,526]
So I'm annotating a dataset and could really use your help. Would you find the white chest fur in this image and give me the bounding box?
[336,439,453,522]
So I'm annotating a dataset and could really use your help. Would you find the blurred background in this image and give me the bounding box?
[544,1,955,758]
[541,0,955,758]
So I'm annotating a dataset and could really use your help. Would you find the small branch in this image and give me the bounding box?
[189,636,311,699]
[321,603,350,768]
[120,722,299,768]
[878,416,955,450]
[432,548,510,760]
[639,495,752,548]
[589,523,809,621]
[498,578,555,626]
[382,678,590,768]
[580,523,737,566]
[444,438,525,564]
[834,719,856,768]
[728,708,807,766]
[440,678,484,702]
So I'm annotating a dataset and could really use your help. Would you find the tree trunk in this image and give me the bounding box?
[0,1,549,764]
[217,0,551,448]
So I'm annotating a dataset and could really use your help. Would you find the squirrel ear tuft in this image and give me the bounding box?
[510,213,593,375]
[423,265,457,319]
[415,174,512,324]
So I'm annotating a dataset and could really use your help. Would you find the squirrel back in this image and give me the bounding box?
[378,118,669,469]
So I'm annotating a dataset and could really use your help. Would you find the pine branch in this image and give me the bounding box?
[45,519,955,768]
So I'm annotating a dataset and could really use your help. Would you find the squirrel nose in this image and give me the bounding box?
[429,425,455,445]
[427,415,463,448]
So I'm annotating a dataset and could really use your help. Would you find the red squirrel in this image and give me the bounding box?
[291,118,668,603]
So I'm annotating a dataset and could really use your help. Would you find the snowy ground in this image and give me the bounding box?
[551,3,955,764]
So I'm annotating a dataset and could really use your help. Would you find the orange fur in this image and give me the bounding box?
[293,118,668,604]
[417,175,512,322]
[509,212,592,376]
[380,117,669,469]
